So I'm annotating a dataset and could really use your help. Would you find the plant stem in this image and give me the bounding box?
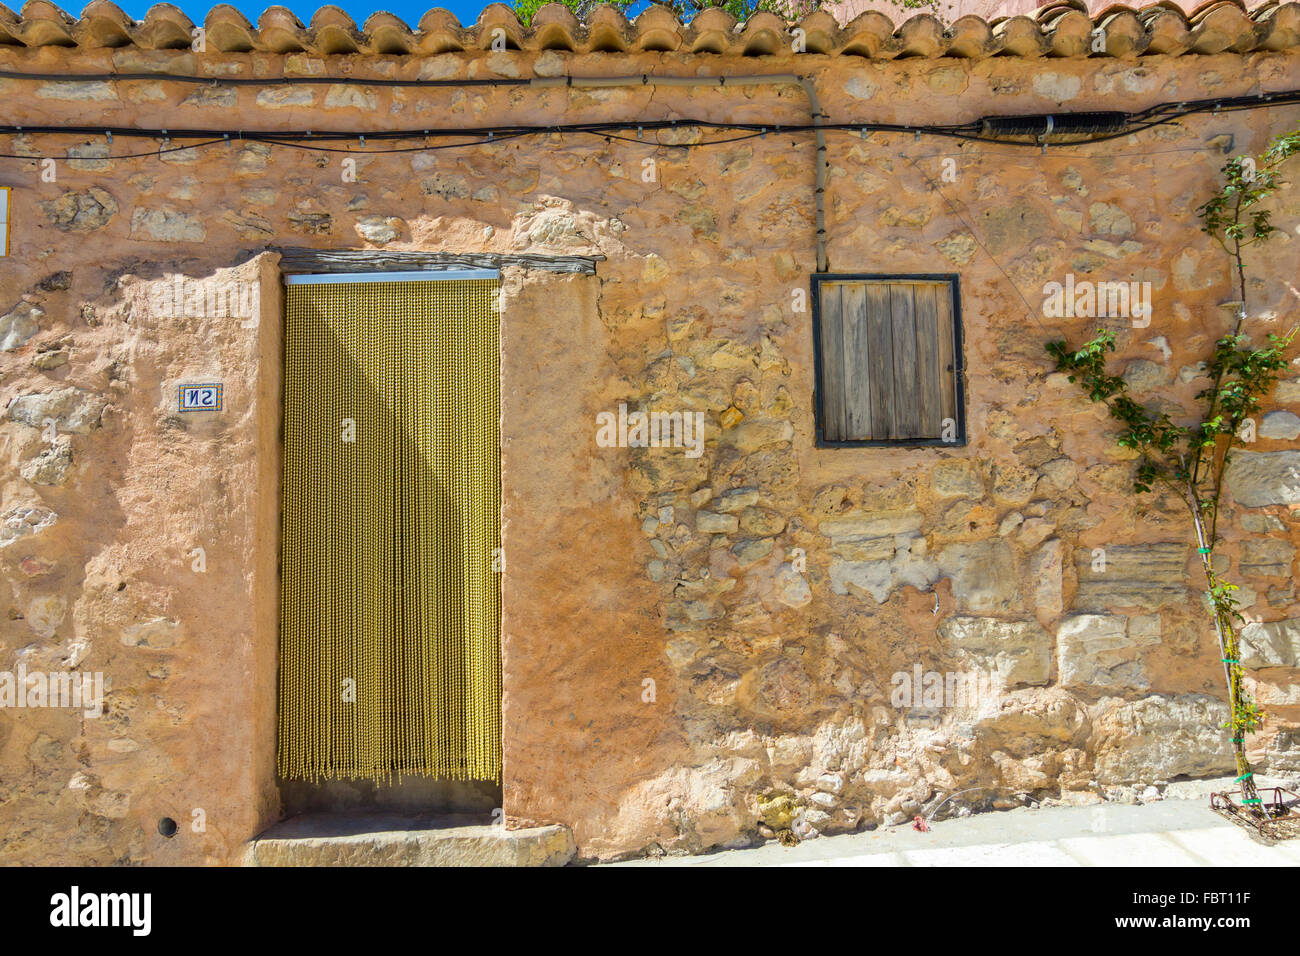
[1187,481,1258,807]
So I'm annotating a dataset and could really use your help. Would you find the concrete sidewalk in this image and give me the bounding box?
[612,783,1300,867]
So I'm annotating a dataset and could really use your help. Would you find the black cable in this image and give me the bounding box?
[0,118,1225,157]
[0,127,785,159]
[1,65,1296,124]
[0,121,1232,160]
[0,137,238,160]
[1,86,1297,160]
[593,128,774,147]
[0,119,967,157]
[1129,89,1300,122]
[1,63,1296,121]
[247,129,537,154]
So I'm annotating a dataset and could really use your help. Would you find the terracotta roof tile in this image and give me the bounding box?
[0,0,1294,58]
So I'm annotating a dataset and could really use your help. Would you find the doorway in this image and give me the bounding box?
[277,271,502,811]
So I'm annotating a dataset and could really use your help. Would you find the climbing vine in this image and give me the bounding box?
[1047,129,1300,812]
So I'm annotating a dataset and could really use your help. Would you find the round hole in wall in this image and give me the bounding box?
[157,817,178,838]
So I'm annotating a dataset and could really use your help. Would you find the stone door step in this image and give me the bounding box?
[243,813,575,867]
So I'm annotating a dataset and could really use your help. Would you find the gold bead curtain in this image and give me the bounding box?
[279,277,501,784]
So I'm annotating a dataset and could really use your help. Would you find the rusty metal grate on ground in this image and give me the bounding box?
[1211,787,1300,841]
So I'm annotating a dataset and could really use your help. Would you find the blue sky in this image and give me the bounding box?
[110,2,497,28]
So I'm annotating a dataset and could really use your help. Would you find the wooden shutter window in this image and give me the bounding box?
[815,275,963,445]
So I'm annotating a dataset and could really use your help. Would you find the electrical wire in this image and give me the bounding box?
[246,129,538,154]
[1,84,1297,161]
[0,64,1294,122]
[0,118,1257,161]
[0,122,1236,161]
[908,145,1219,162]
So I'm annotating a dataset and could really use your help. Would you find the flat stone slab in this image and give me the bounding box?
[243,813,575,867]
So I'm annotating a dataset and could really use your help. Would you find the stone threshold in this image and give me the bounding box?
[242,812,575,867]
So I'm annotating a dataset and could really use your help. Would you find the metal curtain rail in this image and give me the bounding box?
[284,270,500,284]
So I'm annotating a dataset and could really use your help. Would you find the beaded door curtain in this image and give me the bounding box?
[279,277,501,784]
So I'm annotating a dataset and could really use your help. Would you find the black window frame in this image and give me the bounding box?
[810,272,967,449]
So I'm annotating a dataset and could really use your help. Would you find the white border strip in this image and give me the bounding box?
[285,269,499,285]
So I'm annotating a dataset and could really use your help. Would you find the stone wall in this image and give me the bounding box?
[2,42,1300,863]
[0,253,282,863]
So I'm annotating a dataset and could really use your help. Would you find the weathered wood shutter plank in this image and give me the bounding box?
[890,285,921,439]
[936,283,957,430]
[914,283,942,438]
[820,282,846,442]
[841,282,870,440]
[865,283,895,440]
